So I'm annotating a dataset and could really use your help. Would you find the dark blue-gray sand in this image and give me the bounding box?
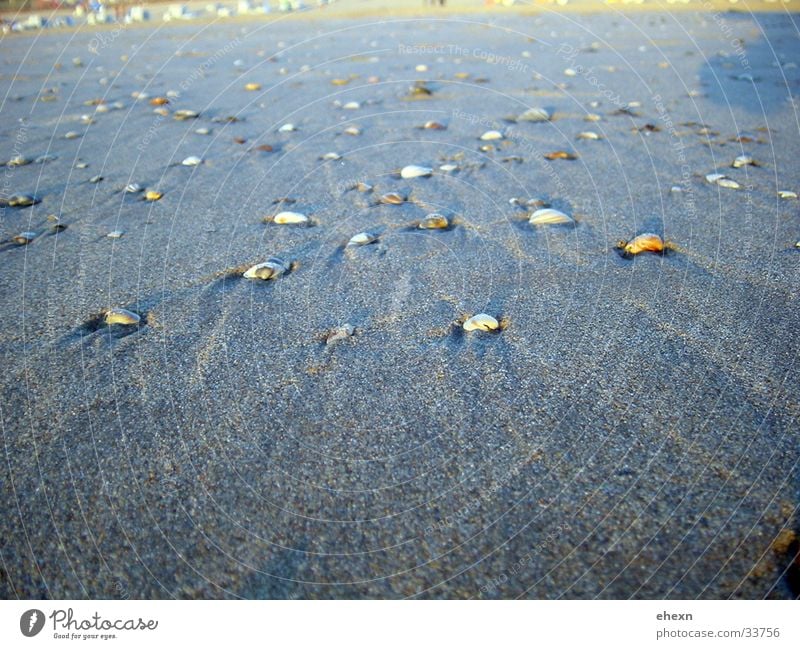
[1,4,799,599]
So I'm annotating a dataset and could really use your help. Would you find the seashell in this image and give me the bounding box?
[480,130,503,141]
[423,120,446,130]
[408,82,433,97]
[415,64,428,72]
[463,313,499,332]
[732,154,756,168]
[326,323,354,345]
[705,173,726,184]
[343,126,361,136]
[149,97,169,106]
[356,182,373,193]
[144,190,163,201]
[181,156,202,166]
[64,131,80,139]
[8,194,39,207]
[75,162,89,169]
[36,155,56,164]
[243,258,287,280]
[517,107,551,122]
[400,165,432,179]
[278,123,297,132]
[321,152,342,161]
[577,131,601,140]
[173,109,199,120]
[244,82,262,91]
[380,192,405,205]
[153,107,169,117]
[717,178,741,189]
[584,113,601,122]
[439,164,458,172]
[107,230,124,239]
[347,231,376,246]
[6,155,32,167]
[343,101,361,110]
[617,233,665,256]
[89,175,103,183]
[454,71,470,79]
[778,190,797,199]
[331,78,350,86]
[104,308,140,326]
[544,151,577,160]
[124,183,143,193]
[195,127,211,135]
[12,231,37,245]
[528,208,573,225]
[272,211,308,225]
[419,213,449,230]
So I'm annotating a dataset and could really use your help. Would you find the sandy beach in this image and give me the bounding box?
[1,1,799,599]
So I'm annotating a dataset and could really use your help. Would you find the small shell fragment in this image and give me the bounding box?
[104,308,141,326]
[617,233,665,256]
[400,165,432,179]
[463,313,499,332]
[272,211,309,225]
[380,192,405,205]
[347,231,376,247]
[12,231,37,245]
[778,190,797,199]
[243,259,287,280]
[529,208,573,225]
[439,164,458,173]
[107,230,124,239]
[480,130,503,141]
[326,323,354,345]
[732,154,757,168]
[181,156,202,166]
[577,131,601,140]
[544,151,578,160]
[419,213,449,230]
[321,152,342,161]
[517,107,551,122]
[173,109,199,121]
[717,178,741,189]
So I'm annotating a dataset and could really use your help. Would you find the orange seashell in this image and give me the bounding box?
[544,151,578,160]
[617,233,665,256]
[149,97,169,106]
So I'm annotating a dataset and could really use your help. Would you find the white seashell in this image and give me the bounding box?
[107,230,124,239]
[347,232,376,246]
[343,126,361,136]
[529,208,573,225]
[517,107,551,122]
[64,131,80,139]
[124,183,143,193]
[278,123,297,132]
[584,113,601,122]
[243,259,287,280]
[322,152,342,161]
[415,64,428,72]
[273,211,308,225]
[705,173,726,184]
[577,131,601,140]
[439,164,458,172]
[181,156,202,166]
[480,130,503,141]
[195,127,211,135]
[400,164,432,179]
[732,154,755,168]
[342,101,361,110]
[419,213,449,230]
[564,67,577,76]
[104,308,140,326]
[717,178,741,189]
[778,190,797,199]
[463,313,499,332]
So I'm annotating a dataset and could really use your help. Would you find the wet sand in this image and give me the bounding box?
[1,6,799,599]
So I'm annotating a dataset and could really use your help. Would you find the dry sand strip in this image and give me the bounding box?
[0,6,798,599]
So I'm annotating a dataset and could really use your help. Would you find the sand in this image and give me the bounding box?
[1,5,798,599]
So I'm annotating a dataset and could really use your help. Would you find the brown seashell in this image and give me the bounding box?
[380,192,405,205]
[544,151,578,160]
[617,233,665,256]
[149,97,169,106]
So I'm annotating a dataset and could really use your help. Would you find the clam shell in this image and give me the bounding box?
[621,233,665,256]
[144,190,163,201]
[12,231,37,245]
[463,313,499,332]
[195,127,211,135]
[243,259,287,280]
[272,211,308,225]
[380,192,405,205]
[732,154,756,168]
[577,131,601,140]
[528,208,573,225]
[439,164,458,172]
[278,123,297,132]
[419,213,449,230]
[321,152,342,161]
[181,156,202,166]
[717,178,741,189]
[423,120,446,130]
[480,130,503,141]
[105,308,141,326]
[347,231,376,246]
[8,194,39,207]
[64,131,80,139]
[517,107,551,122]
[343,126,361,136]
[107,230,124,239]
[124,183,143,193]
[173,109,199,120]
[778,190,797,199]
[400,165,432,179]
[544,150,577,160]
[584,113,602,122]
[343,101,361,110]
[244,82,262,91]
[7,155,32,167]
[149,97,169,106]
